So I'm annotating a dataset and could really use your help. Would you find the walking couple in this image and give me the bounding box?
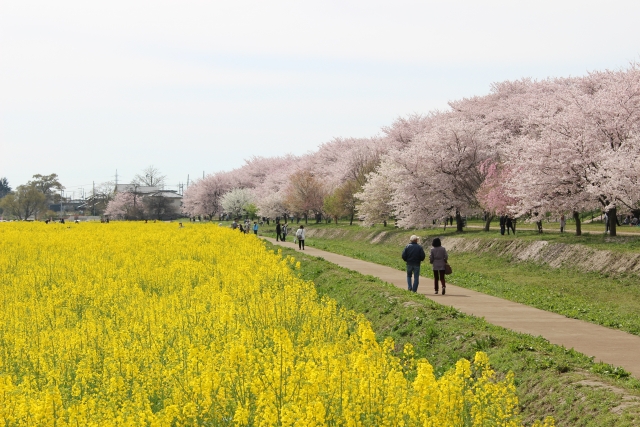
[402,235,448,295]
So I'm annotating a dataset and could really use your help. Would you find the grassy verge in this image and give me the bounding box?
[257,222,640,337]
[267,243,640,426]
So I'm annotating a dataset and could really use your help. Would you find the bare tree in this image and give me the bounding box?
[134,166,167,188]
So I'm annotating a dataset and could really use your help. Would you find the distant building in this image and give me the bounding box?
[114,184,161,194]
[114,184,182,219]
[49,199,84,213]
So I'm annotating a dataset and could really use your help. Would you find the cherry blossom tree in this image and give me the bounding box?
[176,63,640,237]
[284,170,326,223]
[385,113,492,230]
[476,161,517,231]
[256,192,288,221]
[221,188,255,219]
[504,64,640,235]
[381,114,431,150]
[355,161,398,226]
[104,191,136,220]
[181,174,231,219]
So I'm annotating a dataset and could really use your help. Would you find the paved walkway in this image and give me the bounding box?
[264,237,640,378]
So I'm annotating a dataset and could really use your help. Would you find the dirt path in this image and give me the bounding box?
[264,237,640,379]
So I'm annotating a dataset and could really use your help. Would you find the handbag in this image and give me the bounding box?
[444,263,452,275]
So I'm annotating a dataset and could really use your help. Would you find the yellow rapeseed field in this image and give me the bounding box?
[0,222,554,426]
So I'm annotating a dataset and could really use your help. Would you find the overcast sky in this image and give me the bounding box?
[1,1,639,198]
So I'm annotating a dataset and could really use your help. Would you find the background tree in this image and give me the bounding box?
[221,188,255,219]
[285,170,326,223]
[373,114,490,230]
[0,184,46,220]
[82,181,115,216]
[244,202,258,220]
[134,165,167,188]
[322,190,345,224]
[181,174,231,219]
[173,63,640,233]
[0,177,10,215]
[256,192,287,221]
[144,195,178,220]
[29,173,63,205]
[334,179,362,225]
[0,177,11,198]
[104,192,136,220]
[476,161,517,231]
[355,163,396,226]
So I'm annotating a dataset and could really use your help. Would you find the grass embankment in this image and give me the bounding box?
[260,221,640,337]
[268,243,640,426]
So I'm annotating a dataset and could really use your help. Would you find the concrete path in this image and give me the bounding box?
[265,237,640,378]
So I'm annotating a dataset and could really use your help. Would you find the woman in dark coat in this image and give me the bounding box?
[429,238,448,295]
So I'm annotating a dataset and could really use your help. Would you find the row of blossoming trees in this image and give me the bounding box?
[181,64,640,236]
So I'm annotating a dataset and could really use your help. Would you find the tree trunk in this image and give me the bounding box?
[609,207,617,236]
[455,210,464,232]
[573,211,582,236]
[483,214,494,232]
[304,213,308,224]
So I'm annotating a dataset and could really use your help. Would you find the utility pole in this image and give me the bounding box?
[187,174,190,189]
[92,181,96,217]
[115,169,118,187]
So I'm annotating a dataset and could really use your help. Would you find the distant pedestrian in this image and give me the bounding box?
[506,216,515,235]
[430,238,448,295]
[276,221,282,241]
[533,213,543,234]
[282,223,288,241]
[499,214,506,235]
[295,225,305,250]
[401,235,426,292]
[560,214,566,233]
[232,219,238,230]
[604,212,609,234]
[253,221,258,235]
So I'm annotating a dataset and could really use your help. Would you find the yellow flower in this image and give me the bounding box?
[0,222,546,426]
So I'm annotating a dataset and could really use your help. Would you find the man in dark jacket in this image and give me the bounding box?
[275,221,282,241]
[402,235,426,292]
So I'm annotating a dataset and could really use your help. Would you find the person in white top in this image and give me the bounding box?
[295,225,306,250]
